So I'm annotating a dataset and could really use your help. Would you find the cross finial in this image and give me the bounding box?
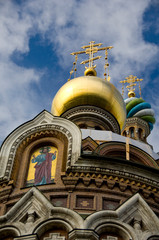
[120,75,143,98]
[80,41,102,69]
[69,41,113,81]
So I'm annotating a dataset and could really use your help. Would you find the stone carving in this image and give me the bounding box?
[0,111,81,182]
[103,237,118,240]
[44,233,65,240]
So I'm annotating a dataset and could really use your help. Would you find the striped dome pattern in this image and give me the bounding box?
[124,97,155,131]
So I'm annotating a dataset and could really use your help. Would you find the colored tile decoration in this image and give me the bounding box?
[26,146,58,187]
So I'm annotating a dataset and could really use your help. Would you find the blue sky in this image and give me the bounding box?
[0,0,159,152]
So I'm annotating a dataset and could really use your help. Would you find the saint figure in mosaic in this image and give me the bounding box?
[32,146,57,185]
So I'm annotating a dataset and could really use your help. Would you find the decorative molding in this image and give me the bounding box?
[124,117,150,137]
[0,111,81,182]
[0,188,159,239]
[105,237,118,240]
[94,141,158,168]
[62,169,159,203]
[61,105,120,133]
[44,233,65,240]
[84,193,159,238]
[14,235,38,240]
[66,166,159,189]
[69,229,99,240]
[0,187,84,235]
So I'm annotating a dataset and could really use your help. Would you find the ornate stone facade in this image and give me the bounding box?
[0,110,158,239]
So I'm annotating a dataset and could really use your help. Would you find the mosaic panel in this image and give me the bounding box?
[26,146,57,186]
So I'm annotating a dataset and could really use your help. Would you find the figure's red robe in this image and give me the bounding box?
[34,153,53,185]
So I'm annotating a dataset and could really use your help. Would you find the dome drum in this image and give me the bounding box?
[61,105,120,133]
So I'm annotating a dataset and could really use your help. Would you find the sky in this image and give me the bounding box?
[0,0,159,152]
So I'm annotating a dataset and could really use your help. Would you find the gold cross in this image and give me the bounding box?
[120,75,143,98]
[80,41,102,68]
[69,41,113,81]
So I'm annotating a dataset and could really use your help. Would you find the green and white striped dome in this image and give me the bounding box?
[124,97,155,130]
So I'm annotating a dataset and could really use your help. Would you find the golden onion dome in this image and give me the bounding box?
[51,76,126,130]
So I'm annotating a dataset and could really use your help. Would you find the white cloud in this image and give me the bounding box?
[0,0,159,152]
[0,0,42,140]
[0,1,31,58]
[0,60,41,139]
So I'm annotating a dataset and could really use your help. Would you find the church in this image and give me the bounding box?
[0,41,159,240]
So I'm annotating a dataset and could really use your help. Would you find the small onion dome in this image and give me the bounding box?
[124,97,155,130]
[52,76,126,131]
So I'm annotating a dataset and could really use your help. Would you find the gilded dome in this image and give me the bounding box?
[51,76,126,131]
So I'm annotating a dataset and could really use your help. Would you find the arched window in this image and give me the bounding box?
[34,221,69,240]
[130,127,134,138]
[122,131,126,137]
[138,128,143,139]
[98,224,132,240]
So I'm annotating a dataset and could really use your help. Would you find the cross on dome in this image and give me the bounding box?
[120,75,143,98]
[69,41,113,81]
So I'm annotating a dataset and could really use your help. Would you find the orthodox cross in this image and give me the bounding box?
[80,41,102,68]
[120,75,143,98]
[68,41,113,81]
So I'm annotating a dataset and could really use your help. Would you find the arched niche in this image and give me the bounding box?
[96,223,133,240]
[0,226,20,239]
[0,111,81,184]
[13,136,66,188]
[122,130,126,137]
[129,127,134,138]
[138,128,143,140]
[34,220,69,239]
[33,211,84,240]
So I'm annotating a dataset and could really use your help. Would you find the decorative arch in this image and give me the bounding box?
[97,222,133,240]
[84,212,135,240]
[147,235,159,240]
[0,226,20,239]
[32,191,84,237]
[84,193,159,240]
[16,136,62,188]
[129,127,135,138]
[0,111,81,182]
[33,219,72,239]
[94,141,158,168]
[0,187,84,237]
